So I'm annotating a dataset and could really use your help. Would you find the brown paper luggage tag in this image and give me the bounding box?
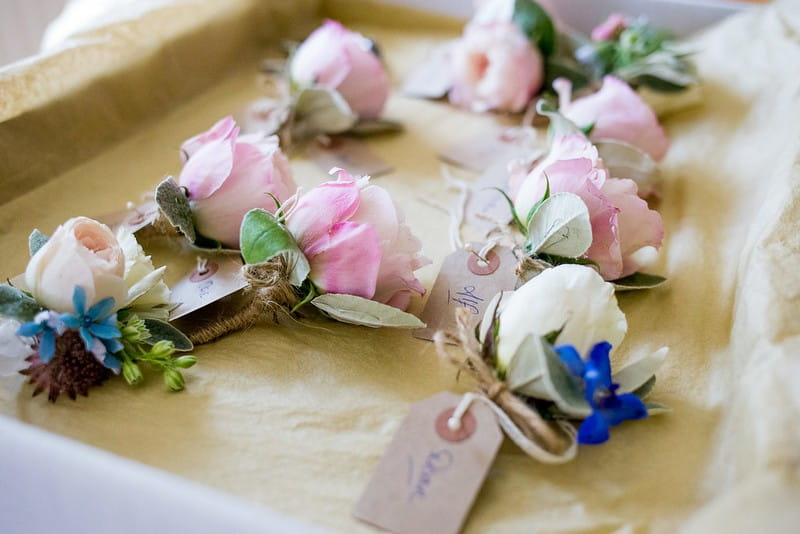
[414,246,518,342]
[464,161,514,233]
[169,252,248,320]
[95,201,159,233]
[307,136,392,177]
[354,392,502,534]
[439,129,527,173]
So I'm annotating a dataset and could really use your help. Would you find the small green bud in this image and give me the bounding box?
[150,340,175,359]
[173,355,197,369]
[120,315,150,344]
[122,361,144,386]
[164,369,185,392]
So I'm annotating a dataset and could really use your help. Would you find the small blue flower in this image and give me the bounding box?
[17,311,66,363]
[556,342,648,445]
[60,286,123,372]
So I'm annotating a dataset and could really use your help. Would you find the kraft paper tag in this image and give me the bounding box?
[439,129,528,173]
[402,43,453,99]
[465,161,514,233]
[307,137,392,177]
[95,202,159,233]
[414,246,518,342]
[354,392,503,534]
[169,252,248,320]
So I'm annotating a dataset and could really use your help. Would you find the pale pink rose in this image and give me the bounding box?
[554,76,669,161]
[285,169,430,309]
[25,217,126,313]
[449,22,544,113]
[178,116,297,249]
[512,135,663,280]
[591,13,630,41]
[290,20,390,120]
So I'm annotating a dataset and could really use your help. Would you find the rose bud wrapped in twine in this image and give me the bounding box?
[435,264,665,461]
[186,168,430,344]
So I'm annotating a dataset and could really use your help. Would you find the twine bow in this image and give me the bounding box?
[434,307,578,463]
[187,258,299,345]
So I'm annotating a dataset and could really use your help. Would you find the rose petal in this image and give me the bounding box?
[286,181,361,250]
[178,136,236,200]
[307,221,381,299]
[181,116,238,161]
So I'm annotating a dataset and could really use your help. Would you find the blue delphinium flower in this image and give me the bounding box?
[17,311,66,363]
[556,341,648,445]
[59,286,123,373]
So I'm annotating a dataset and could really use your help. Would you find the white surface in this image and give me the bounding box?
[0,415,327,534]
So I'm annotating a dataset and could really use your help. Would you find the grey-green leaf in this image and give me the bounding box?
[239,209,310,286]
[310,294,425,329]
[536,99,583,138]
[613,272,667,291]
[595,140,659,194]
[632,375,656,399]
[645,402,671,416]
[28,229,49,257]
[613,347,668,393]
[142,319,193,351]
[526,192,593,258]
[293,87,357,138]
[511,335,591,418]
[155,176,196,243]
[0,285,43,322]
[348,119,404,137]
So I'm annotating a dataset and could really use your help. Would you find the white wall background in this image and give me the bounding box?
[0,0,68,65]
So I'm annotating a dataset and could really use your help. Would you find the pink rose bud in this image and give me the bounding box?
[178,116,297,249]
[285,169,430,310]
[449,22,544,113]
[513,135,664,280]
[290,20,390,120]
[25,217,127,313]
[591,13,630,41]
[555,76,670,161]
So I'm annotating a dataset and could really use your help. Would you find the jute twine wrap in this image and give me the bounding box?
[434,307,576,462]
[188,258,299,345]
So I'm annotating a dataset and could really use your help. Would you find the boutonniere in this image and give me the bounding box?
[244,19,402,145]
[436,265,668,461]
[0,218,194,402]
[405,0,555,114]
[187,167,431,344]
[153,116,296,250]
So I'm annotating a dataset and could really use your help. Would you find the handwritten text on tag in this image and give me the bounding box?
[354,392,502,534]
[169,253,248,320]
[414,246,518,342]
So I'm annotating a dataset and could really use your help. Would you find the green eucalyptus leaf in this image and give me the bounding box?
[310,294,425,329]
[348,119,404,137]
[0,285,43,322]
[645,402,671,416]
[536,99,583,138]
[511,335,591,418]
[594,140,659,193]
[28,229,49,257]
[155,176,196,243]
[613,272,667,291]
[293,87,358,138]
[512,0,556,56]
[239,208,310,286]
[141,319,193,352]
[613,347,668,393]
[631,375,656,399]
[526,192,592,258]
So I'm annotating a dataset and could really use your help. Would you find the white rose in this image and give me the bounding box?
[0,318,34,376]
[497,264,627,369]
[116,227,171,317]
[25,217,126,313]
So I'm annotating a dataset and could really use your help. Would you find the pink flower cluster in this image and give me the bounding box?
[511,134,664,280]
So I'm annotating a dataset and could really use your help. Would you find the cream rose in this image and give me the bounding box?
[496,264,627,370]
[25,217,126,313]
[116,226,171,318]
